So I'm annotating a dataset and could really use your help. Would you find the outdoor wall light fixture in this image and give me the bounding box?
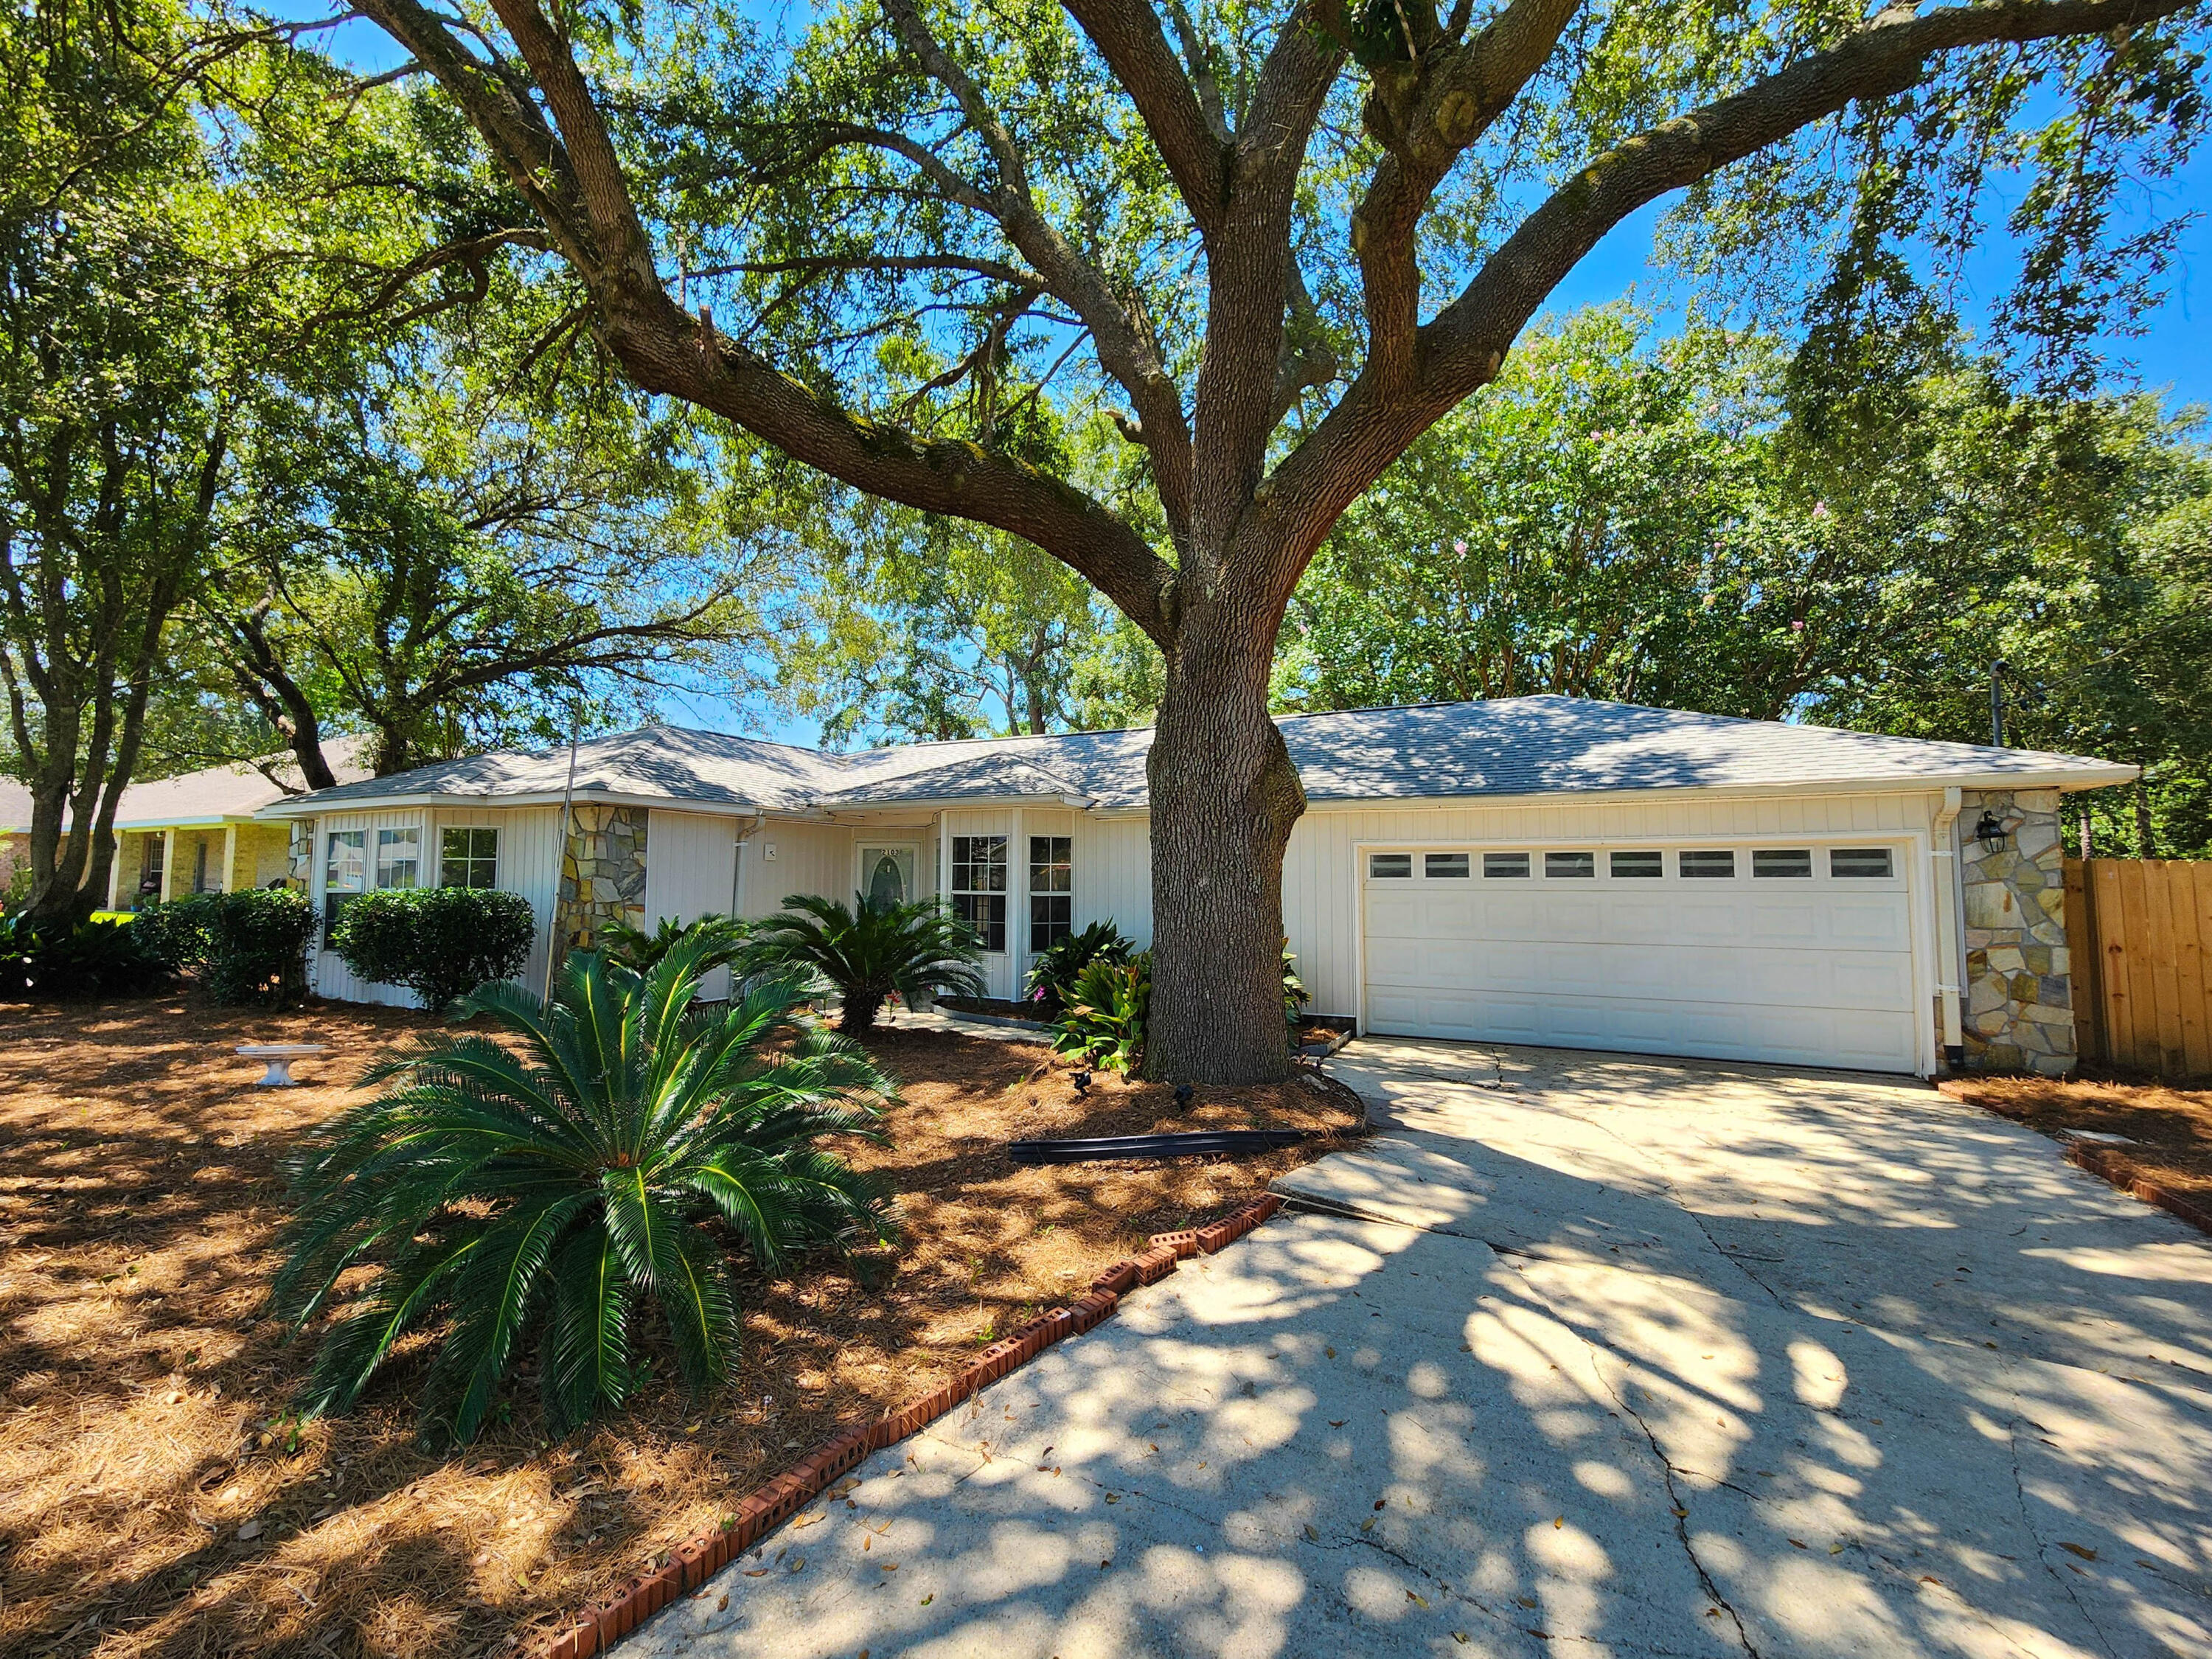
[1975,810,2007,849]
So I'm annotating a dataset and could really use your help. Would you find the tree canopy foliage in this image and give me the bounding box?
[1283,305,2212,853]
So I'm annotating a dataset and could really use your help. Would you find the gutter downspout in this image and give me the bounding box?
[730,814,762,916]
[1933,787,1965,1071]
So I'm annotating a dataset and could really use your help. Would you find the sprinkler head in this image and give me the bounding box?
[1072,1068,1091,1094]
[1173,1084,1194,1110]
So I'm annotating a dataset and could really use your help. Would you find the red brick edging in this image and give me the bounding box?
[533,1191,1287,1659]
[2064,1141,2212,1234]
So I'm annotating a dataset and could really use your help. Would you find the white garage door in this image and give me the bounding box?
[1362,841,1919,1073]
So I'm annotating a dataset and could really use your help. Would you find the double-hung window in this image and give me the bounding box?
[1029,835,1073,950]
[376,827,420,890]
[324,830,366,930]
[950,835,1007,952]
[441,827,499,888]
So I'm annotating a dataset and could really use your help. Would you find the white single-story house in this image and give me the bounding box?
[1,737,370,908]
[254,697,2135,1079]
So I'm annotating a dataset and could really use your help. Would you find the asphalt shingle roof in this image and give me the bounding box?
[257,695,2134,820]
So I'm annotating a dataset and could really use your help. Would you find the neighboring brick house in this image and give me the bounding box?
[0,738,371,911]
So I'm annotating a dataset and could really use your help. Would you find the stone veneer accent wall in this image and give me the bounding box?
[1959,787,2075,1077]
[556,804,648,954]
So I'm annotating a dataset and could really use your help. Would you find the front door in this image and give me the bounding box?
[858,844,917,908]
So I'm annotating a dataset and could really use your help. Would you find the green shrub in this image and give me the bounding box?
[131,892,221,971]
[1050,943,1310,1073]
[0,911,170,999]
[130,890,315,1003]
[206,888,316,1004]
[601,912,748,976]
[1051,950,1151,1074]
[1022,919,1133,1017]
[328,886,536,1014]
[269,942,897,1447]
[743,894,986,1034]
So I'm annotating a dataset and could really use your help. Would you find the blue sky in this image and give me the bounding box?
[302,7,2211,748]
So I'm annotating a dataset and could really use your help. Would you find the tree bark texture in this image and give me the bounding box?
[1144,589,1307,1082]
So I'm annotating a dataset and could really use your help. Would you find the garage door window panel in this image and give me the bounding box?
[1610,850,1663,878]
[1753,849,1813,878]
[1425,852,1470,878]
[1679,849,1736,878]
[1544,851,1595,878]
[1831,848,1894,878]
[1484,852,1531,877]
[1369,852,1413,878]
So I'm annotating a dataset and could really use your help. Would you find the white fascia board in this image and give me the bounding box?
[254,787,801,821]
[1299,766,2138,813]
[816,792,1099,815]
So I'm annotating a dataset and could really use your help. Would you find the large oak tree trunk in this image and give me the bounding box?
[1144,592,1306,1083]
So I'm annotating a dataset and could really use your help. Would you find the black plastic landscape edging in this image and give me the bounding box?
[1006,1128,1320,1165]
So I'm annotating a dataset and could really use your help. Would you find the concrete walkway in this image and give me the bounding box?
[625,1040,2212,1659]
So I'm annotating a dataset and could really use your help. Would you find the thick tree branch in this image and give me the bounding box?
[352,0,1183,643]
[1354,0,1585,383]
[1060,0,1228,236]
[1262,0,2195,604]
[879,0,1197,532]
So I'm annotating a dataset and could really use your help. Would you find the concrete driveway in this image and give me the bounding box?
[625,1040,2212,1659]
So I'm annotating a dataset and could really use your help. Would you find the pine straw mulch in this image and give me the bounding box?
[1939,1070,2212,1206]
[0,991,1364,1659]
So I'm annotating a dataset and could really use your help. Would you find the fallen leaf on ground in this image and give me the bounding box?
[1407,1591,1430,1608]
[2059,1543,2098,1561]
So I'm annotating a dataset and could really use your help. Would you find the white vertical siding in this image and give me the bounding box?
[644,809,746,997]
[739,821,852,919]
[1073,814,1152,946]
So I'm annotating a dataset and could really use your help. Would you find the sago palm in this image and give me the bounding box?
[743,893,987,1034]
[268,938,897,1447]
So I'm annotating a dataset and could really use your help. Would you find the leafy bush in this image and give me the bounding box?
[1051,950,1151,1074]
[743,894,986,1034]
[1282,943,1312,1037]
[131,892,220,971]
[328,886,536,1014]
[269,941,897,1446]
[130,889,316,1004]
[0,911,170,999]
[1051,942,1311,1073]
[1022,919,1133,1017]
[601,912,748,977]
[206,888,316,1004]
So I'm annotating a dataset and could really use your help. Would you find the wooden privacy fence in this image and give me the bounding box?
[2065,858,2212,1077]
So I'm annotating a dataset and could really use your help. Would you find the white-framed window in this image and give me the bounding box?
[1610,849,1663,877]
[442,827,498,888]
[1369,852,1413,878]
[1831,847,1894,878]
[324,829,366,930]
[1544,851,1596,878]
[1484,852,1531,877]
[950,834,1007,953]
[1029,835,1073,950]
[1679,849,1736,878]
[1425,852,1470,878]
[376,827,420,889]
[1753,848,1813,878]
